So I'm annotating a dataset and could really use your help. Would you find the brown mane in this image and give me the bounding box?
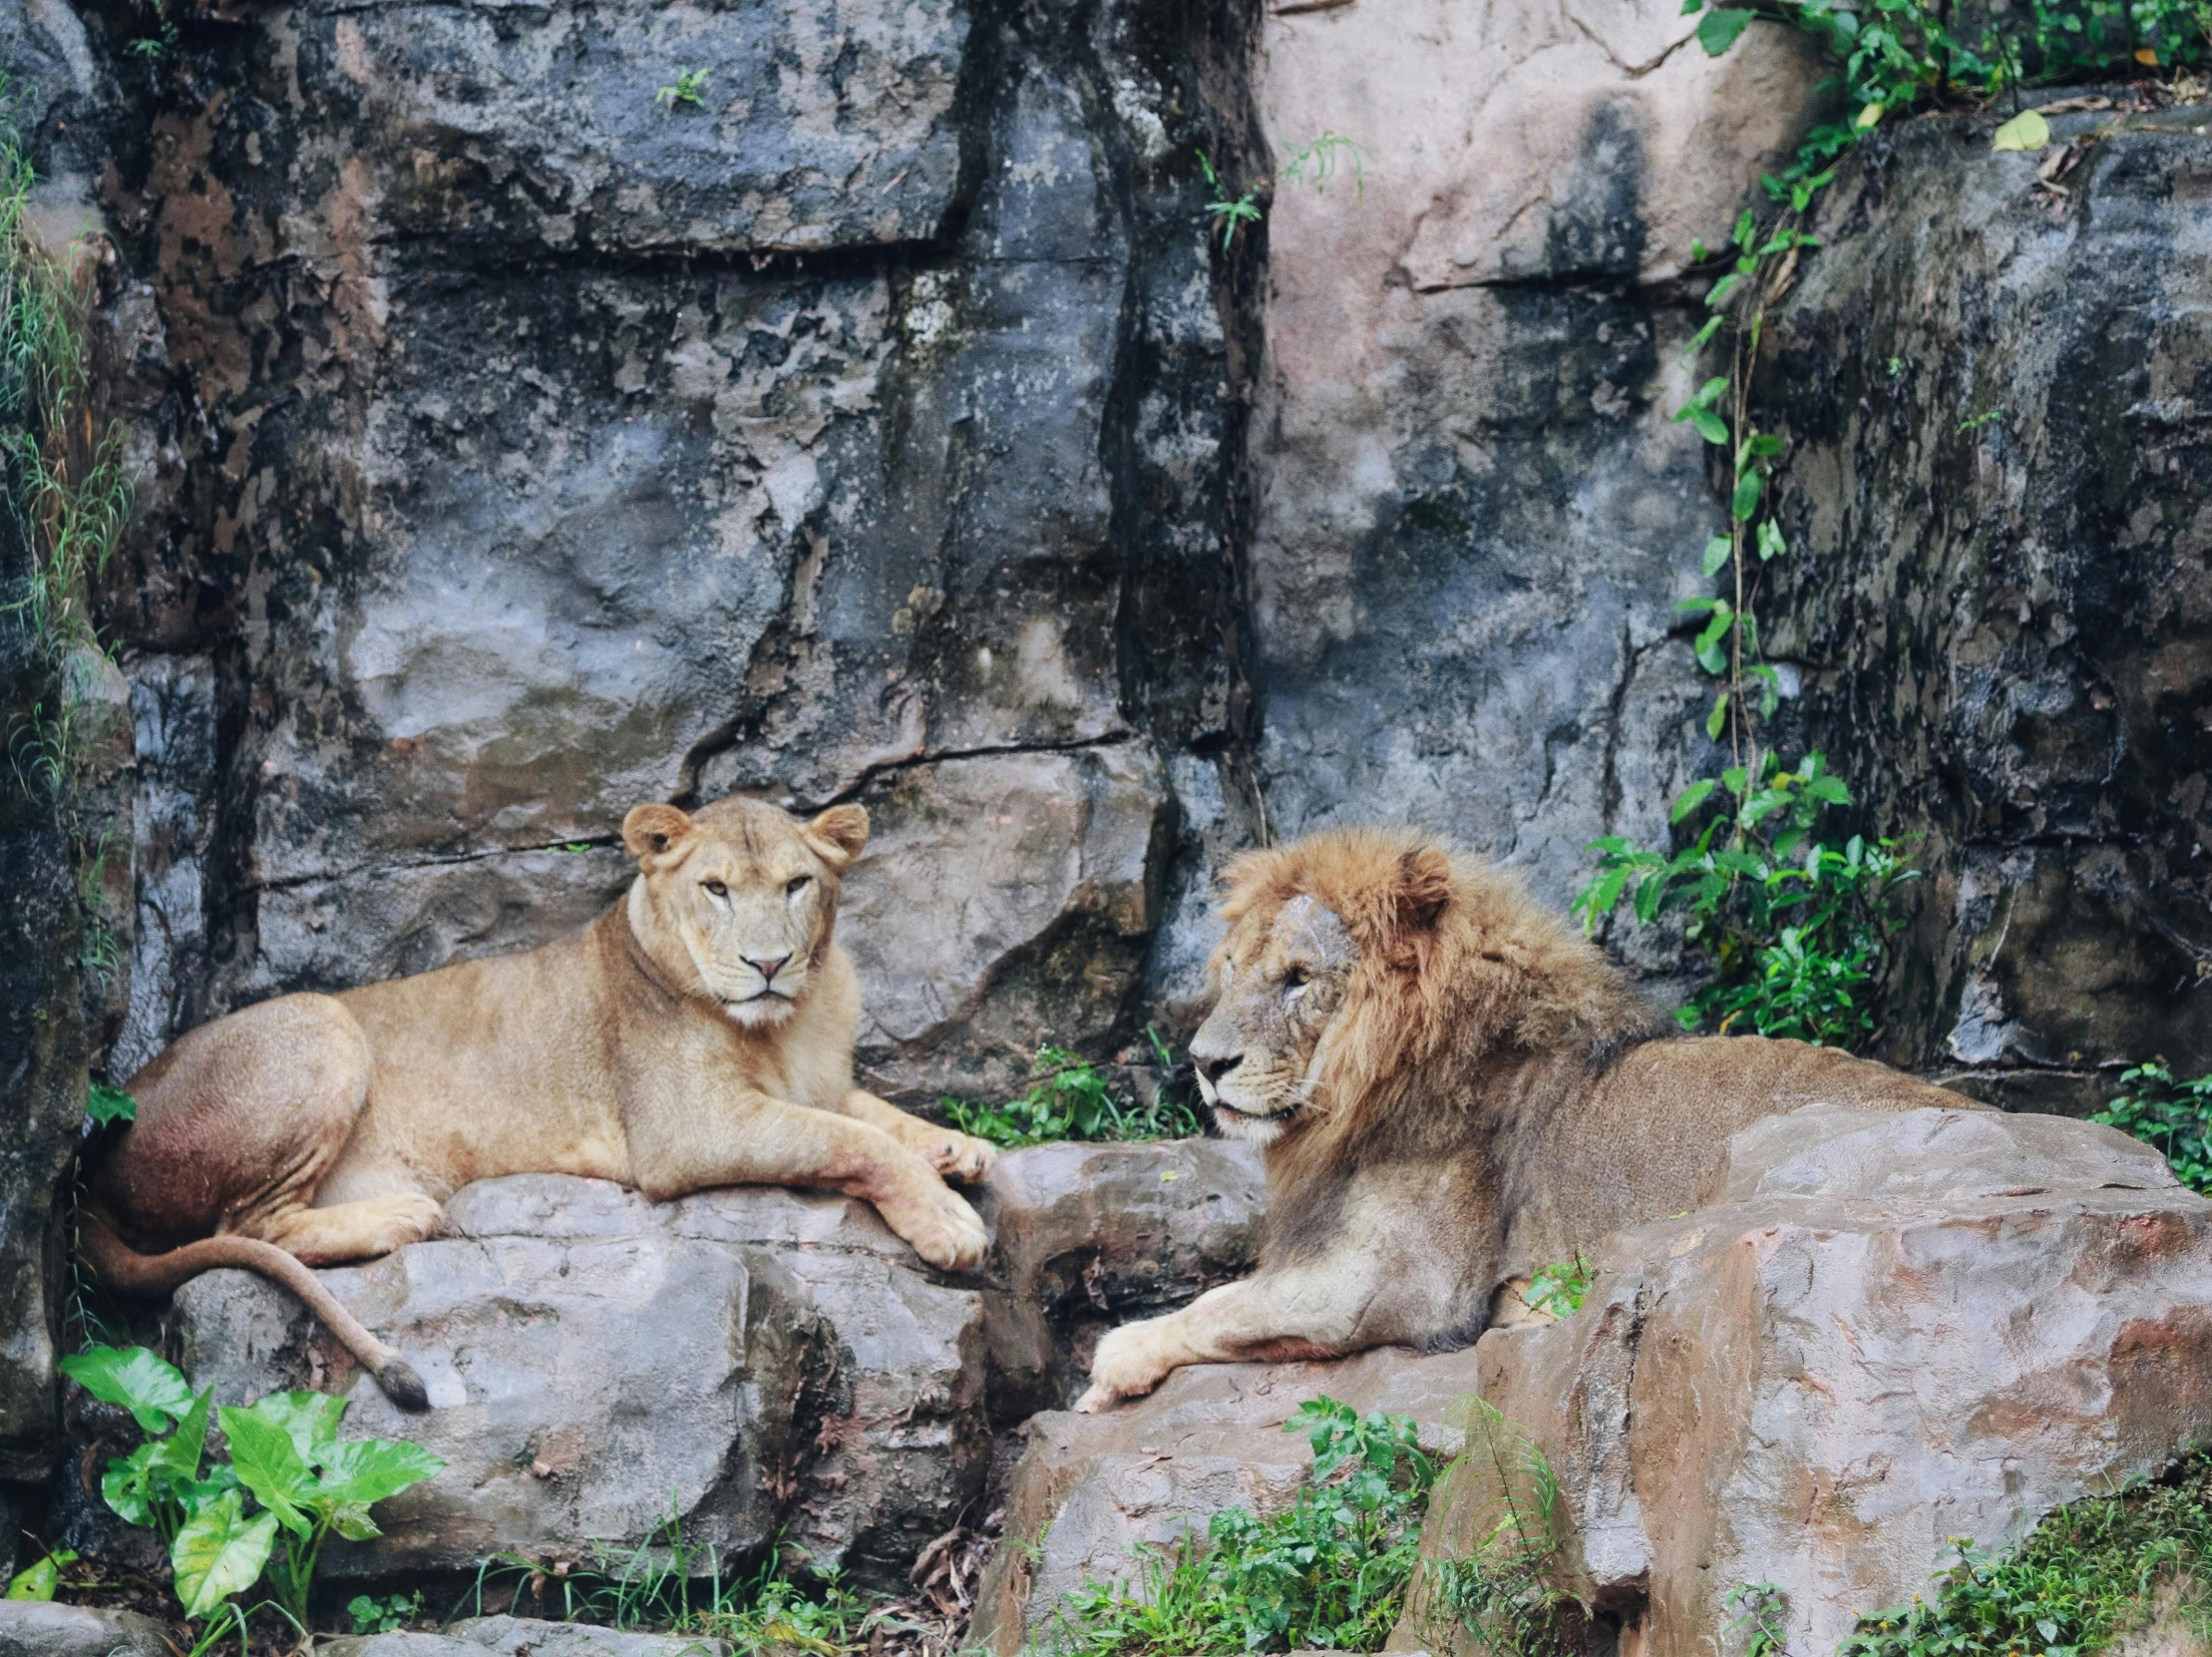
[1215,827,1659,1199]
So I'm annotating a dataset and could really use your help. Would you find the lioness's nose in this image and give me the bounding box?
[746,955,790,982]
[1198,1052,1243,1083]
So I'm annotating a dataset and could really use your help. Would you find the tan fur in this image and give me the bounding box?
[1077,827,1967,1411]
[89,795,998,1410]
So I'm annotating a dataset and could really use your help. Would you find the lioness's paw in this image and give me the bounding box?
[1077,1318,1173,1412]
[882,1180,989,1273]
[925,1132,998,1184]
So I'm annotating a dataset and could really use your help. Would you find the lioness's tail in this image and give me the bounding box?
[79,1212,430,1413]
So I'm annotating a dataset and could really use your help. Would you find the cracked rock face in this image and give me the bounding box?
[1426,1106,2212,1657]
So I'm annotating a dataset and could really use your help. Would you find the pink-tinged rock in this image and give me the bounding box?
[1404,1105,2212,1657]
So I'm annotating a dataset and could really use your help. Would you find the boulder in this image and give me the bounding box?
[968,1346,1491,1656]
[978,1139,1268,1419]
[0,1601,172,1657]
[1402,1106,2212,1657]
[321,1616,726,1657]
[172,1176,990,1593]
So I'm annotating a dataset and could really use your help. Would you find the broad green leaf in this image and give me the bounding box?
[1676,596,1722,616]
[1730,469,1763,522]
[152,1387,214,1483]
[1694,609,1733,674]
[1697,8,1757,55]
[1993,109,2050,152]
[1670,779,1718,823]
[217,1407,316,1537]
[1701,534,1732,576]
[59,1347,193,1433]
[86,1083,138,1125]
[1807,775,1853,804]
[6,1550,73,1601]
[1704,271,1744,312]
[240,1391,348,1465]
[102,1441,164,1528]
[1706,691,1730,739]
[171,1490,277,1619]
[1757,519,1787,562]
[317,1438,446,1508]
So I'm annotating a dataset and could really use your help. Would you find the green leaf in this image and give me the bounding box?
[1855,102,1885,129]
[240,1391,349,1465]
[101,1441,164,1529]
[1731,470,1764,522]
[1756,519,1787,562]
[217,1407,317,1537]
[316,1438,446,1507]
[151,1387,214,1485]
[1701,534,1732,577]
[1806,775,1853,804]
[1704,271,1744,312]
[1694,607,1734,674]
[171,1490,277,1619]
[59,1347,194,1434]
[1697,7,1757,53]
[6,1550,73,1601]
[86,1083,138,1124]
[1670,779,1718,823]
[1705,692,1731,740]
[1993,109,2050,152]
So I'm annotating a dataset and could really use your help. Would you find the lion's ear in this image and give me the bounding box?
[805,803,871,871]
[1393,845,1455,931]
[622,803,696,862]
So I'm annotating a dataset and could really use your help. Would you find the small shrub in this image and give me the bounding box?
[1724,1581,1788,1657]
[347,1590,423,1634]
[1417,1399,1578,1657]
[2093,1064,2212,1193]
[1050,1398,1438,1655]
[655,68,709,111]
[944,1037,1204,1149]
[1523,1255,1594,1321]
[1840,1451,2212,1657]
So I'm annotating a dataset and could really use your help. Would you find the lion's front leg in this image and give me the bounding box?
[1075,1265,1376,1412]
[841,1088,998,1184]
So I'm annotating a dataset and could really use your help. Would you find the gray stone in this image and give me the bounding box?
[978,1138,1268,1419]
[1762,102,2212,1098]
[969,1346,1491,1656]
[0,1601,171,1657]
[1414,1106,2212,1657]
[172,1176,988,1593]
[322,1617,725,1657]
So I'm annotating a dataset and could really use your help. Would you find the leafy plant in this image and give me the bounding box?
[6,1548,76,1601]
[1417,1399,1577,1657]
[87,1080,137,1125]
[2092,1064,2212,1193]
[944,1038,1204,1149]
[1523,1254,1594,1321]
[1840,1451,2212,1657]
[1725,1580,1788,1657]
[655,68,709,111]
[1051,1398,1439,1655]
[347,1590,424,1634]
[1195,131,1368,252]
[61,1344,445,1633]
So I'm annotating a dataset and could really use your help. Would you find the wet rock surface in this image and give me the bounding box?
[1432,1105,2212,1657]
[0,1600,173,1657]
[1763,102,2212,1105]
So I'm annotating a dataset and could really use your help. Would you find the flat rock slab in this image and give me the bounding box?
[0,1601,172,1657]
[322,1615,725,1657]
[969,1345,1490,1655]
[1403,1106,2212,1657]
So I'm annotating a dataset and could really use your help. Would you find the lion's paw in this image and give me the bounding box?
[1078,1318,1174,1412]
[925,1131,998,1185]
[882,1179,989,1273]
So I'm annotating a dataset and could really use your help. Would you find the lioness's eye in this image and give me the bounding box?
[1284,965,1309,988]
[704,880,728,897]
[787,875,812,896]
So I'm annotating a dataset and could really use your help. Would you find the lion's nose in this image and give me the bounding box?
[746,955,790,983]
[1198,1052,1243,1083]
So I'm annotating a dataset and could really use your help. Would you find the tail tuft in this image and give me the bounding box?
[376,1357,432,1413]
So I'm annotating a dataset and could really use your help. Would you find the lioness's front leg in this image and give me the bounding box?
[626,1090,988,1271]
[1075,1261,1379,1412]
[840,1088,998,1184]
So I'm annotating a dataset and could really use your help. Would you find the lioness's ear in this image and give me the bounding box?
[805,803,870,871]
[622,803,696,862]
[1394,845,1454,931]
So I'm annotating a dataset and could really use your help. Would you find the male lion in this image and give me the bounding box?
[1076,827,1964,1411]
[86,795,998,1410]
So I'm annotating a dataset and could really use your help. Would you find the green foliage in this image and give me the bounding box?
[1417,1399,1577,1657]
[347,1591,423,1634]
[1579,756,1918,1047]
[1840,1452,2212,1657]
[2093,1064,2212,1193]
[86,1081,137,1125]
[1725,1581,1788,1657]
[65,1344,444,1635]
[5,1549,75,1601]
[1523,1254,1594,1321]
[1052,1398,1439,1655]
[1196,132,1368,252]
[655,68,709,111]
[944,1037,1205,1149]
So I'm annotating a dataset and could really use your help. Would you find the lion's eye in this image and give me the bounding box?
[1283,966,1309,993]
[703,880,728,898]
[786,875,812,897]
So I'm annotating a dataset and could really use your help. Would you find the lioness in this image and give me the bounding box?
[1077,827,1966,1411]
[86,795,998,1410]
